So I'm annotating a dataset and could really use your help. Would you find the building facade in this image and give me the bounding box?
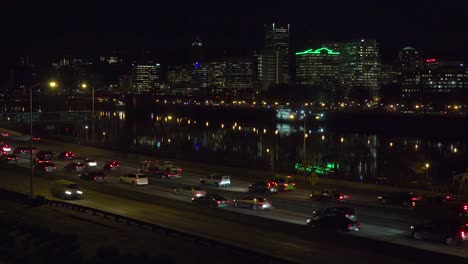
[295,46,341,87]
[133,62,160,93]
[256,23,290,90]
[340,39,381,96]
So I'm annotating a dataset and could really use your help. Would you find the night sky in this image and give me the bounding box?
[1,0,467,66]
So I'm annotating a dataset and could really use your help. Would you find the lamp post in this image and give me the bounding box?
[28,81,57,198]
[81,83,94,143]
[303,113,307,178]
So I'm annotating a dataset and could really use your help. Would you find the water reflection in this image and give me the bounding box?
[91,111,466,186]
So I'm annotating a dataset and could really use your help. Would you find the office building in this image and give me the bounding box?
[225,58,254,90]
[295,46,341,87]
[340,39,381,96]
[256,23,290,90]
[133,62,160,93]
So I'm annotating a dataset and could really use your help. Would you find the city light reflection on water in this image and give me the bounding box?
[96,111,466,185]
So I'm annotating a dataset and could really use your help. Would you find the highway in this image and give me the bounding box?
[1,130,467,263]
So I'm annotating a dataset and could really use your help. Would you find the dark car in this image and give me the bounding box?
[192,194,231,208]
[306,214,360,232]
[414,195,468,218]
[410,220,468,246]
[36,151,54,161]
[58,151,75,160]
[309,207,357,222]
[64,162,87,172]
[310,189,350,202]
[377,192,422,207]
[79,171,107,183]
[0,154,18,164]
[35,162,56,173]
[248,181,278,193]
[103,160,120,171]
[14,147,39,155]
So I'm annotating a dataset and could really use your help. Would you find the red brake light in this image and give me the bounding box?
[339,196,343,200]
[226,200,230,203]
[196,191,200,195]
[258,202,264,205]
[93,177,97,180]
[411,197,421,201]
[7,157,11,160]
[216,201,221,204]
[284,183,289,187]
[179,168,182,171]
[464,205,467,211]
[446,195,451,199]
[109,164,113,167]
[292,182,296,186]
[65,153,68,157]
[462,231,465,238]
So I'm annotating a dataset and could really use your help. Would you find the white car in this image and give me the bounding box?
[200,174,231,187]
[119,173,148,185]
[81,158,97,168]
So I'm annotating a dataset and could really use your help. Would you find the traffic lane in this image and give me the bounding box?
[13,156,424,233]
[8,138,402,209]
[0,167,426,264]
[3,165,468,262]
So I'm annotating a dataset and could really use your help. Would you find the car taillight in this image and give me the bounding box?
[226,200,230,203]
[463,205,468,211]
[109,164,113,167]
[7,157,11,160]
[292,182,296,186]
[179,168,182,171]
[411,197,421,201]
[93,177,97,180]
[284,183,289,187]
[196,191,200,195]
[339,195,343,200]
[461,231,465,238]
[216,201,221,204]
[258,202,264,205]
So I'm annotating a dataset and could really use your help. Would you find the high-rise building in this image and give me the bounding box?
[192,61,209,88]
[208,60,227,88]
[340,39,381,96]
[419,59,467,94]
[394,47,423,92]
[256,23,290,90]
[295,46,341,87]
[225,58,254,90]
[133,62,160,93]
[167,65,192,89]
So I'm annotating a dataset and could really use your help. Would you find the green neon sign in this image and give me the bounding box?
[295,47,340,56]
[294,162,338,175]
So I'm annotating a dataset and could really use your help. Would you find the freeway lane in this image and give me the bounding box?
[0,165,465,264]
[2,133,468,259]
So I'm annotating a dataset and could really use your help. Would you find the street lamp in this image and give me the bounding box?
[303,113,307,177]
[29,81,57,198]
[81,83,94,143]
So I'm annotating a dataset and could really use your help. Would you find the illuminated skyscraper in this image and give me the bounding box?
[340,39,381,96]
[256,23,290,90]
[295,46,341,87]
[133,62,160,93]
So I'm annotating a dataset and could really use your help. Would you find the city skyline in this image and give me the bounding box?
[1,1,467,65]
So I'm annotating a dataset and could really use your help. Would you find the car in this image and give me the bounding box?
[35,162,56,173]
[51,180,83,200]
[192,194,231,208]
[32,136,41,141]
[174,185,207,198]
[248,181,278,193]
[1,131,9,137]
[306,213,360,232]
[308,207,357,222]
[410,219,468,246]
[119,173,148,185]
[377,192,422,207]
[64,162,87,172]
[200,174,231,187]
[273,175,296,191]
[36,151,54,161]
[79,171,107,183]
[0,154,18,165]
[139,160,182,177]
[310,189,350,202]
[233,196,272,211]
[104,160,120,171]
[58,151,75,160]
[1,144,11,152]
[14,147,39,155]
[34,158,51,165]
[81,158,97,168]
[413,195,468,218]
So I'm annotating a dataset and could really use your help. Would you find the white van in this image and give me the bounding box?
[51,180,83,200]
[200,174,231,187]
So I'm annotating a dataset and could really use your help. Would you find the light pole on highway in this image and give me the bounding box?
[28,81,57,198]
[81,83,94,143]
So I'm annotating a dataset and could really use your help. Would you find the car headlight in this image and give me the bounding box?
[306,218,311,223]
[76,190,83,194]
[410,225,414,229]
[65,191,72,195]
